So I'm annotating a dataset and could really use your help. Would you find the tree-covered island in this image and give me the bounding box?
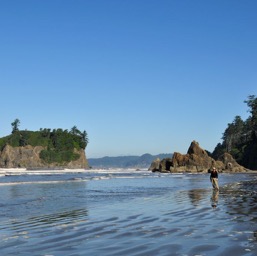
[0,122,89,168]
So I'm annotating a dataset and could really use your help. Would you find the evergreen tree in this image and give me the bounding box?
[222,116,244,152]
[212,95,257,169]
[11,118,20,134]
[244,95,257,136]
[70,126,80,135]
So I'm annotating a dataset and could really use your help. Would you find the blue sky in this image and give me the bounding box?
[0,0,256,158]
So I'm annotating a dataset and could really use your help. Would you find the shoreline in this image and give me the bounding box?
[0,167,256,177]
[0,168,87,176]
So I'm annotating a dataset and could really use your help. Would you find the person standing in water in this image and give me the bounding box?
[210,167,219,191]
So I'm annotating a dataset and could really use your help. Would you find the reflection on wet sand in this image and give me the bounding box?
[222,180,257,217]
[187,189,206,206]
[186,187,219,209]
[211,190,219,208]
[29,208,88,224]
[221,180,257,244]
[8,208,88,233]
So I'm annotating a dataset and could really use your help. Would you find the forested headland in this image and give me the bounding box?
[212,95,257,170]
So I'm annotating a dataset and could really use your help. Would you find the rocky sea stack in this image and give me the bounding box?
[0,144,89,169]
[149,141,249,173]
[0,127,89,169]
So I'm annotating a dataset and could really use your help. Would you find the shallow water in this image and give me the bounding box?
[1,170,257,255]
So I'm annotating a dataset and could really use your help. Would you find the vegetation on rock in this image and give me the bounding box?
[212,95,257,169]
[0,122,88,165]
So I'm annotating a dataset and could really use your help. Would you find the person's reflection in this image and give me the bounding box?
[253,231,257,240]
[211,190,219,208]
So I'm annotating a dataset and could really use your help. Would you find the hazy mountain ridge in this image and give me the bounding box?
[88,153,172,168]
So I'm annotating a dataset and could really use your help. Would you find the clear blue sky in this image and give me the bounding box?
[1,0,256,158]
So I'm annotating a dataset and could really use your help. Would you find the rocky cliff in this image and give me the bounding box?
[0,144,89,169]
[149,141,249,173]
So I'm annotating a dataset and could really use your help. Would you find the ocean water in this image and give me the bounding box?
[1,169,257,256]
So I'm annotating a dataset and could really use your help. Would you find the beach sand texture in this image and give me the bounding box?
[0,169,257,255]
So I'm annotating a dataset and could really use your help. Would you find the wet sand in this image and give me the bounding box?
[0,171,257,255]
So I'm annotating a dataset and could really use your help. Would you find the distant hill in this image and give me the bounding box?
[88,153,172,169]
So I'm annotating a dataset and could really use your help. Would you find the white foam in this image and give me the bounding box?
[0,179,87,186]
[0,168,150,176]
[0,168,86,176]
[87,168,149,174]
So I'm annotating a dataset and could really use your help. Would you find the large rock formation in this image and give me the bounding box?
[149,141,248,173]
[0,144,89,169]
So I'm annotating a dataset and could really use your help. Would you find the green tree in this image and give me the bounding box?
[70,126,80,135]
[82,130,88,145]
[244,95,257,135]
[222,116,245,152]
[212,142,226,159]
[212,95,257,169]
[11,118,20,134]
[19,131,29,146]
